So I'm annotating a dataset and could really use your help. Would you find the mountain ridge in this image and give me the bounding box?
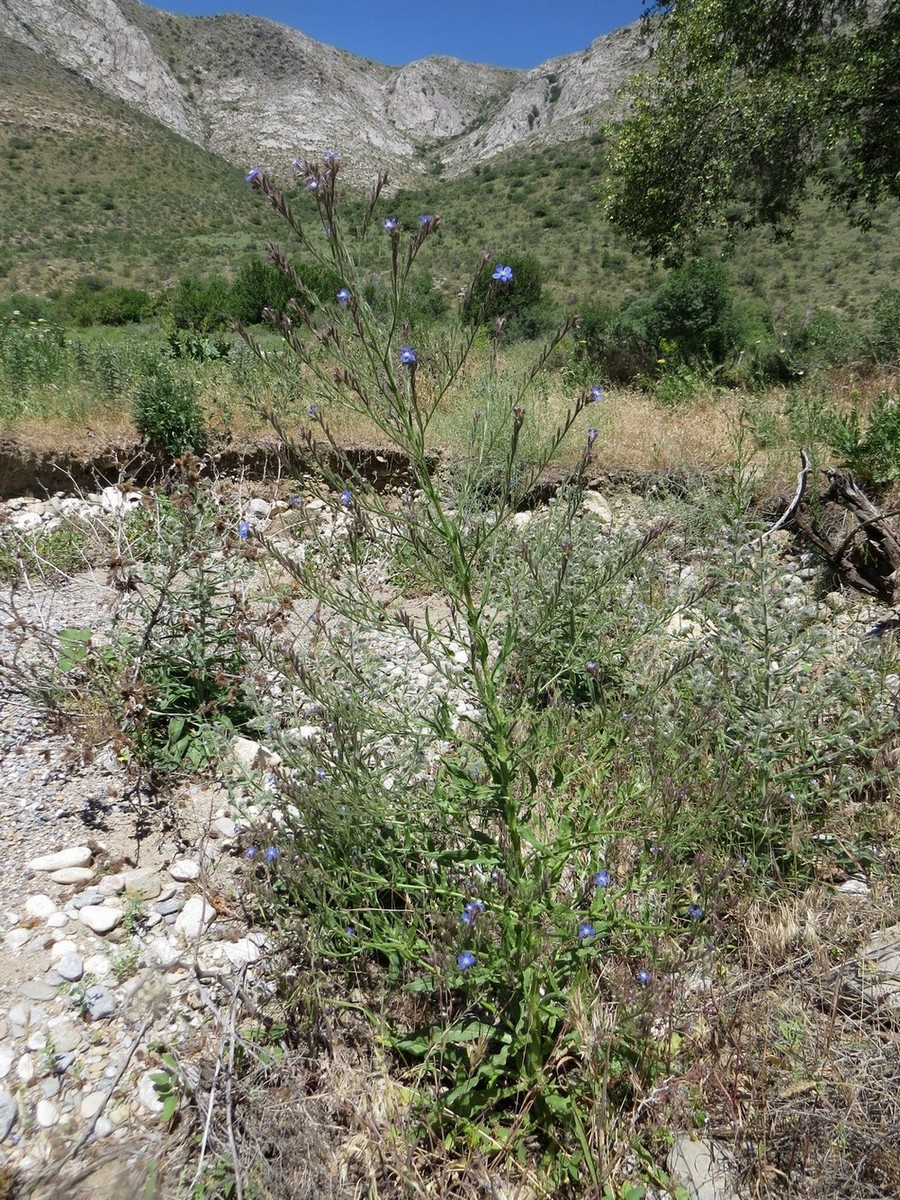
[0,0,647,180]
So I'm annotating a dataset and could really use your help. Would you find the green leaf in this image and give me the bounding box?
[57,626,92,671]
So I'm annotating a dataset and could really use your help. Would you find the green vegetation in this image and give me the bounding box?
[3,20,900,350]
[2,147,899,1197]
[607,0,900,259]
[133,367,208,457]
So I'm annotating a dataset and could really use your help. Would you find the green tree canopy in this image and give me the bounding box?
[606,0,900,260]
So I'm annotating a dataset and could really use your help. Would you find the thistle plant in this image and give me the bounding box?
[239,156,675,1179]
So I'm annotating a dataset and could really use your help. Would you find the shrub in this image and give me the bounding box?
[872,286,900,364]
[90,285,153,326]
[461,252,546,335]
[574,298,660,383]
[0,293,54,323]
[169,274,234,332]
[785,308,863,369]
[827,389,900,483]
[652,257,737,364]
[133,366,207,457]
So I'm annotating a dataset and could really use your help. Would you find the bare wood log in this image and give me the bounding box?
[823,470,900,604]
[781,462,900,603]
[758,448,811,541]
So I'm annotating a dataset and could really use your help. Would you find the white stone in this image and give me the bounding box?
[210,817,238,840]
[174,896,215,939]
[11,510,42,532]
[148,936,181,968]
[123,869,162,900]
[94,1115,113,1137]
[17,1054,35,1084]
[29,847,93,873]
[45,913,69,928]
[79,905,123,934]
[82,953,112,980]
[222,935,265,967]
[5,928,30,951]
[24,894,58,920]
[667,1136,742,1200]
[50,939,78,960]
[25,1032,47,1052]
[35,1099,60,1127]
[99,485,131,513]
[49,867,95,885]
[97,874,125,897]
[168,860,200,882]
[838,877,870,897]
[232,737,282,772]
[667,612,704,640]
[136,1070,165,1114]
[56,953,84,982]
[581,490,613,523]
[0,1047,13,1078]
[81,1092,106,1120]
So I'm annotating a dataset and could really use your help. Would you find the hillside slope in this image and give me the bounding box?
[0,0,645,179]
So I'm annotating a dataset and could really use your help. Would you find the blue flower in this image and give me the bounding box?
[245,166,261,184]
[264,846,278,863]
[244,846,257,859]
[345,925,356,937]
[307,403,318,417]
[586,661,598,674]
[316,767,327,782]
[492,264,513,284]
[336,288,351,306]
[594,869,610,889]
[237,519,251,539]
[418,214,431,225]
[457,950,477,971]
[306,177,319,191]
[461,899,485,924]
[587,427,599,443]
[578,921,596,939]
[400,346,417,365]
[688,903,704,919]
[635,968,652,985]
[323,149,340,162]
[382,217,398,232]
[591,386,604,403]
[340,489,352,505]
[291,157,303,173]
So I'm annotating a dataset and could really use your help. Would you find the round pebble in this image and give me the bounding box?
[28,847,93,873]
[35,1098,59,1127]
[168,860,200,882]
[78,905,123,934]
[56,953,84,982]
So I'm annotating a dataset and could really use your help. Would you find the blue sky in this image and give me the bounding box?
[151,1,647,68]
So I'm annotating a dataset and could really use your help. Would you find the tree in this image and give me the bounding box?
[606,0,900,260]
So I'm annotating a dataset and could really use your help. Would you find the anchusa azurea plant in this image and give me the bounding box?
[239,155,699,1184]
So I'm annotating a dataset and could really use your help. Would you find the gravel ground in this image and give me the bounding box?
[0,550,267,1197]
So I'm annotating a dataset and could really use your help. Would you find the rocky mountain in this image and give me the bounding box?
[0,0,648,181]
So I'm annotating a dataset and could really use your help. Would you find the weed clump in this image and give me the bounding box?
[133,366,207,458]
